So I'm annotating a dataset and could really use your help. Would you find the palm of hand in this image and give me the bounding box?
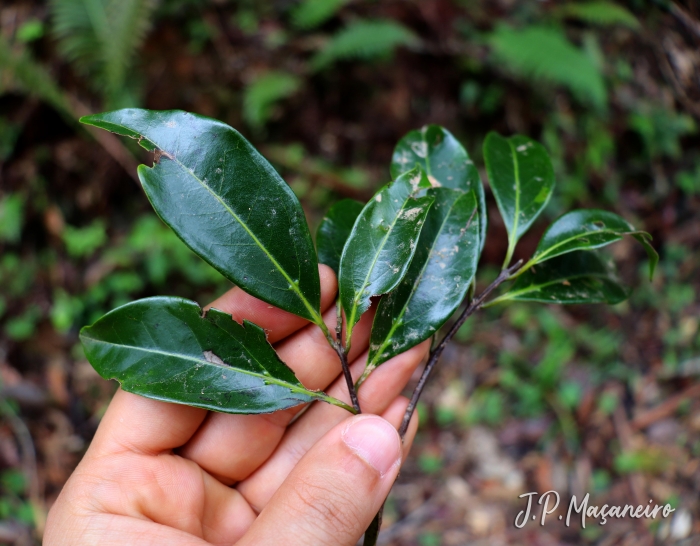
[45,267,426,545]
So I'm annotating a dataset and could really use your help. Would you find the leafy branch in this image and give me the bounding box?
[77,109,656,545]
[397,259,524,437]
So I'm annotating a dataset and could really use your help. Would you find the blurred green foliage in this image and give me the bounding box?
[311,19,419,70]
[554,1,640,28]
[291,0,350,30]
[0,194,24,243]
[15,19,45,43]
[0,470,34,524]
[244,71,302,129]
[49,0,157,107]
[62,220,107,258]
[488,25,607,109]
[614,447,670,474]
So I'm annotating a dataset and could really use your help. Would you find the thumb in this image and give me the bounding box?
[238,414,403,546]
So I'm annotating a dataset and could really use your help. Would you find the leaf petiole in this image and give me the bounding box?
[315,393,358,415]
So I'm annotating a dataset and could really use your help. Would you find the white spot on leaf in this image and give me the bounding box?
[204,351,226,366]
[411,141,428,158]
[410,174,422,190]
[402,207,424,221]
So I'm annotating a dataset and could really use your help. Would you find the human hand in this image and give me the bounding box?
[44,265,428,545]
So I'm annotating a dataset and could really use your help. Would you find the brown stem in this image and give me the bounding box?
[335,343,362,414]
[363,262,522,546]
[398,260,522,437]
[330,302,362,414]
[363,509,382,546]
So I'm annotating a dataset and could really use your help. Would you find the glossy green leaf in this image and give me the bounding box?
[492,251,628,305]
[528,209,658,280]
[316,199,364,274]
[80,297,352,414]
[339,167,434,343]
[80,109,322,323]
[483,132,554,266]
[363,189,479,382]
[391,125,487,255]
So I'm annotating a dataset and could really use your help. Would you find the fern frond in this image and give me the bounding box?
[555,2,640,29]
[291,0,350,30]
[103,0,157,104]
[488,25,607,108]
[50,0,106,72]
[311,19,419,71]
[49,0,157,107]
[243,71,302,128]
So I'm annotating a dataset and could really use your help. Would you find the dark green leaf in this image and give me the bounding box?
[363,189,479,381]
[493,251,628,305]
[316,199,364,274]
[339,167,434,343]
[80,297,351,414]
[80,109,322,323]
[484,132,554,266]
[391,125,487,255]
[530,209,658,279]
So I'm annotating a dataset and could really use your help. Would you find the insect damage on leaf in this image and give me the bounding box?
[203,350,226,366]
[338,167,435,342]
[360,188,480,385]
[75,111,655,542]
[80,296,357,414]
[391,125,488,257]
[153,148,174,164]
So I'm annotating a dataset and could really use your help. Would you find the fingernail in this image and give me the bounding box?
[342,416,401,476]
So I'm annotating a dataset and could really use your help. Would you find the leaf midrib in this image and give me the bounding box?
[166,158,320,320]
[348,194,419,331]
[104,118,321,324]
[503,271,616,300]
[81,334,318,398]
[535,228,631,262]
[368,196,464,369]
[507,139,522,242]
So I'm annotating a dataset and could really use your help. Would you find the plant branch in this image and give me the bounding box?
[363,261,522,546]
[398,259,522,437]
[327,301,362,414]
[334,342,362,414]
[363,510,382,546]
